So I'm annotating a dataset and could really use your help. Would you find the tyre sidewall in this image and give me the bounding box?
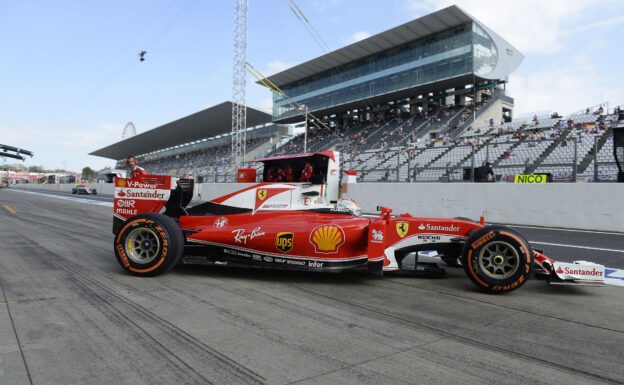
[114,214,182,276]
[462,226,532,293]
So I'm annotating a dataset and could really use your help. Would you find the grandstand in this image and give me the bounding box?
[90,6,622,183]
[90,101,288,181]
[341,107,620,183]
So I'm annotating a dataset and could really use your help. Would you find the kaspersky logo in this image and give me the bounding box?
[309,224,345,253]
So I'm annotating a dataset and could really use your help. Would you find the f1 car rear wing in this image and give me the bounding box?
[112,175,194,233]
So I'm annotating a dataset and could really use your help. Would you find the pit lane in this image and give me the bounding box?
[1,189,623,384]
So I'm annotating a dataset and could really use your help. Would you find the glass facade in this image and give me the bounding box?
[273,22,499,121]
[473,23,498,76]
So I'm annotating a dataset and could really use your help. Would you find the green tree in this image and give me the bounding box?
[82,166,95,179]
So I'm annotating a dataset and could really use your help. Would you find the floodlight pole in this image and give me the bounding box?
[232,0,248,167]
[300,104,309,153]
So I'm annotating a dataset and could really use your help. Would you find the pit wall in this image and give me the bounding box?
[342,183,623,232]
[16,182,623,232]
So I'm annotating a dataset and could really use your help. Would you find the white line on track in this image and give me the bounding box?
[5,189,113,207]
[529,241,624,253]
[504,224,624,236]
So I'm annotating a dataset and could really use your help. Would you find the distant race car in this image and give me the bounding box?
[111,151,605,293]
[0,180,8,189]
[72,184,97,195]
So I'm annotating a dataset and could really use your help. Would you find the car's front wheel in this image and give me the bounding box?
[461,226,532,293]
[114,213,184,276]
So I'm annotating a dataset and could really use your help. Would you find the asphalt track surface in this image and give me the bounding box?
[1,188,623,385]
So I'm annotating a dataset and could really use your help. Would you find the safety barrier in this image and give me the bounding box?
[15,182,623,232]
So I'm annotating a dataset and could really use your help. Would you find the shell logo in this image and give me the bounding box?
[118,179,126,187]
[309,224,345,253]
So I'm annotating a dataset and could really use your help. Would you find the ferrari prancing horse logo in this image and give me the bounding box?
[257,189,268,201]
[396,221,409,238]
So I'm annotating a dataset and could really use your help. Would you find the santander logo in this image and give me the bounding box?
[118,190,126,197]
[417,223,460,232]
[555,265,603,277]
[562,266,603,276]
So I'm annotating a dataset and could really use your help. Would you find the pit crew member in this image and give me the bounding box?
[126,156,147,179]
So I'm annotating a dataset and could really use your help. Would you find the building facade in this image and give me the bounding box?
[264,6,523,123]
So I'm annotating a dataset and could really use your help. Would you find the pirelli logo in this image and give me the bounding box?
[471,231,495,249]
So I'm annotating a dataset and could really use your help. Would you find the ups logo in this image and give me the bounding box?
[276,232,294,253]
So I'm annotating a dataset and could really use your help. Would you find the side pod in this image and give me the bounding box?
[367,220,386,276]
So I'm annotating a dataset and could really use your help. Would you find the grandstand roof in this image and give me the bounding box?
[89,101,272,160]
[261,5,522,88]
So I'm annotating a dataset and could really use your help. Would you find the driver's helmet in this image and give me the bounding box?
[336,199,361,216]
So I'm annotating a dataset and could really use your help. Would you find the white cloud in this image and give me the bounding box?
[508,57,624,116]
[311,0,343,12]
[406,0,610,54]
[246,98,273,115]
[563,14,624,36]
[344,31,371,45]
[263,61,295,76]
[0,121,125,171]
[259,97,273,111]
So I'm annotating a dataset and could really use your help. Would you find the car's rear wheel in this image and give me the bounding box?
[461,226,532,293]
[114,213,183,276]
[92,189,97,195]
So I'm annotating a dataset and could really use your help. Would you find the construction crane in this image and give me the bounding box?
[231,0,248,166]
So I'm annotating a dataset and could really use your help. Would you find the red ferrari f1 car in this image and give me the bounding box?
[112,151,605,293]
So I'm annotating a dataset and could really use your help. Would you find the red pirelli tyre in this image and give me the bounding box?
[461,225,532,293]
[114,213,184,276]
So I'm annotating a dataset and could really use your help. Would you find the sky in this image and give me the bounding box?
[1,0,623,172]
